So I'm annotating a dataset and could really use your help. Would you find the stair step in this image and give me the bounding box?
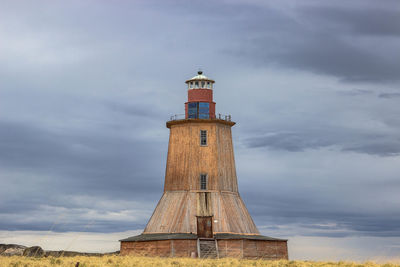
[198,239,218,259]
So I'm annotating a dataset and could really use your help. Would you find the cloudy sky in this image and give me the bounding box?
[1,0,400,261]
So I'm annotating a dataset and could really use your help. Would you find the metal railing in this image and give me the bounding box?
[169,113,232,122]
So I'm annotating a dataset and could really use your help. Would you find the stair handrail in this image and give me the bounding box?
[197,238,201,258]
[214,239,219,259]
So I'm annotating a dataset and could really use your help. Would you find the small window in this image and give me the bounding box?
[200,130,207,146]
[200,174,207,190]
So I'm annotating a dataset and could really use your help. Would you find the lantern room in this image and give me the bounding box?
[185,71,216,119]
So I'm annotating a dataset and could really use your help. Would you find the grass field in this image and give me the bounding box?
[1,256,400,267]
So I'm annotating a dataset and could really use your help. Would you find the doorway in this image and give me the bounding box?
[197,216,213,238]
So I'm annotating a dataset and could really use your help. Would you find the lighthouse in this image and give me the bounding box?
[120,71,288,259]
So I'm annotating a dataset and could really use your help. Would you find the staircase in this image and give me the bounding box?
[197,238,219,259]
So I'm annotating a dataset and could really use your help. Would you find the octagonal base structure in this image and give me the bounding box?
[120,233,288,259]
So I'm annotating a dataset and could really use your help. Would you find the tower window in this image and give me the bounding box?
[188,102,198,118]
[198,102,209,119]
[200,130,207,146]
[200,174,207,190]
[188,102,209,119]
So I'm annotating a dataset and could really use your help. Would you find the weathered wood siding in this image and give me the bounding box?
[120,239,288,259]
[143,191,259,234]
[143,120,258,235]
[120,239,197,257]
[217,240,288,260]
[164,121,238,192]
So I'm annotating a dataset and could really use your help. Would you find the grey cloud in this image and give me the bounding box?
[337,89,374,96]
[217,2,400,83]
[1,0,400,250]
[0,119,164,232]
[105,100,167,120]
[300,5,400,37]
[0,210,148,233]
[240,186,400,237]
[344,141,400,156]
[379,93,400,99]
[245,131,331,152]
[0,120,162,184]
[245,130,400,156]
[266,34,399,83]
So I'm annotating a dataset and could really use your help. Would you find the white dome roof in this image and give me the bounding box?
[185,71,215,83]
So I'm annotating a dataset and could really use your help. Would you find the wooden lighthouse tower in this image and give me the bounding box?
[120,72,288,259]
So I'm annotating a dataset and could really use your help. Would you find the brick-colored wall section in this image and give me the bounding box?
[120,240,197,257]
[188,89,213,102]
[120,239,288,259]
[217,239,288,260]
[244,240,288,260]
[186,89,215,118]
[209,103,215,118]
[217,239,242,258]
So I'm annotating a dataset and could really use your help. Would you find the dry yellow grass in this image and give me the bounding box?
[0,256,399,267]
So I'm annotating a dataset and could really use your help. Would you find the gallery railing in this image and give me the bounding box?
[169,113,232,122]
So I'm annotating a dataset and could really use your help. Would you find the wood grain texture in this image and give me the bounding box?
[143,191,259,234]
[121,239,288,259]
[120,240,197,257]
[164,121,238,192]
[143,120,260,235]
[121,119,288,259]
[216,240,288,259]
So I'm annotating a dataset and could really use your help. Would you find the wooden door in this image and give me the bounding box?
[197,216,213,238]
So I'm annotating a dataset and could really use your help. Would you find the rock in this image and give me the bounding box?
[0,243,119,257]
[23,246,44,257]
[0,244,26,256]
[3,247,25,256]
